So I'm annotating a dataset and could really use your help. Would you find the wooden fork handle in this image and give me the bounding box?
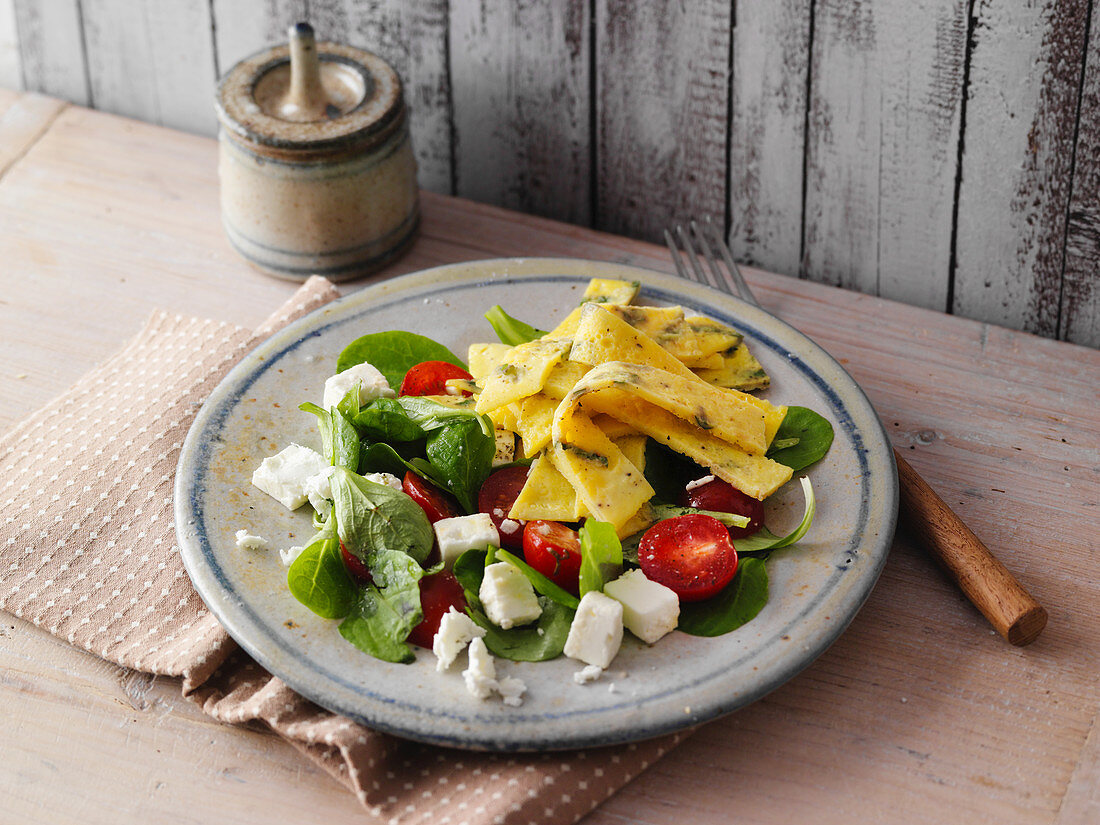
[894,449,1047,646]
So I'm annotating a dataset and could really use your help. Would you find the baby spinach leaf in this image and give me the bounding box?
[734,477,816,554]
[336,331,465,389]
[353,397,426,442]
[677,557,769,636]
[578,520,623,597]
[496,549,580,610]
[358,441,419,477]
[397,396,479,430]
[650,504,750,529]
[330,466,434,564]
[424,415,495,513]
[767,407,834,472]
[287,517,356,619]
[470,597,574,662]
[299,401,359,472]
[484,305,547,345]
[337,549,426,665]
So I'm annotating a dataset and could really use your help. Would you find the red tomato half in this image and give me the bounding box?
[678,477,765,538]
[522,520,583,594]
[340,541,373,584]
[478,465,530,549]
[399,360,473,397]
[403,470,461,523]
[638,514,738,602]
[407,570,467,649]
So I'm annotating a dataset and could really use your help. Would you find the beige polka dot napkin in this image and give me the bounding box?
[0,276,686,824]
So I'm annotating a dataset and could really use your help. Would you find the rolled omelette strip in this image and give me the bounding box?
[562,361,771,455]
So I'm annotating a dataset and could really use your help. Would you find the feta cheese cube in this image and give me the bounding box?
[303,465,335,517]
[462,637,497,700]
[280,545,305,566]
[251,443,329,509]
[433,608,486,672]
[480,562,542,629]
[433,513,500,568]
[322,362,395,410]
[496,676,527,707]
[603,569,680,644]
[363,472,402,492]
[564,591,623,669]
[234,529,269,552]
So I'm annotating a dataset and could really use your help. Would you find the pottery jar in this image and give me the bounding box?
[215,23,418,281]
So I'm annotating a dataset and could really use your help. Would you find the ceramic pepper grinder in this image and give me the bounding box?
[215,22,419,281]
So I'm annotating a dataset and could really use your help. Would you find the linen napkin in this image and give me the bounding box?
[0,277,686,824]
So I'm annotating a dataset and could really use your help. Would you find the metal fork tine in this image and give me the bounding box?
[675,224,716,290]
[700,217,760,307]
[663,229,692,282]
[690,219,733,299]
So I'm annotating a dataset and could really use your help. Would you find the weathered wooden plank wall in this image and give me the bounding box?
[2,0,1097,347]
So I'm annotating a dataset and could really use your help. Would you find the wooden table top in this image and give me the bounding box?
[1,90,1097,825]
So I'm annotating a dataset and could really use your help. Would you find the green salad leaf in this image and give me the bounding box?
[299,400,359,472]
[650,504,750,529]
[578,520,623,596]
[424,415,495,513]
[397,396,480,430]
[767,406,834,472]
[734,477,816,554]
[453,548,574,661]
[286,516,356,619]
[677,557,769,636]
[353,397,426,442]
[330,466,433,564]
[496,549,579,609]
[485,305,547,345]
[336,331,465,389]
[338,548,427,664]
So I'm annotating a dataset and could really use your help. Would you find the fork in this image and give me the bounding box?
[665,220,1047,646]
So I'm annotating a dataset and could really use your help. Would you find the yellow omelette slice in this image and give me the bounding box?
[561,361,770,454]
[695,343,770,391]
[581,278,641,305]
[474,338,572,414]
[512,393,557,456]
[467,342,513,382]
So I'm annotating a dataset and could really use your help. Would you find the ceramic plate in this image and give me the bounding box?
[175,258,897,751]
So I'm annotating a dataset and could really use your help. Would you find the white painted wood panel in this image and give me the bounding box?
[212,0,306,77]
[595,0,731,241]
[803,0,966,311]
[0,0,21,91]
[311,0,452,195]
[11,0,87,105]
[728,0,811,276]
[1061,15,1100,348]
[81,0,218,135]
[450,0,590,225]
[954,1,1091,339]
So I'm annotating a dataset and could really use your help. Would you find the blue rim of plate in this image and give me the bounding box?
[175,258,898,751]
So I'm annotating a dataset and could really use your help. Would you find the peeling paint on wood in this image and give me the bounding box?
[803,0,966,312]
[955,0,1092,339]
[595,0,731,241]
[1061,12,1100,348]
[212,0,307,80]
[451,0,590,224]
[728,0,811,276]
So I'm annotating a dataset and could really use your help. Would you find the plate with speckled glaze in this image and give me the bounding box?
[175,258,897,751]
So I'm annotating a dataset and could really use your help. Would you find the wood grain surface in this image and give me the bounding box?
[0,97,1098,825]
[4,1,1096,345]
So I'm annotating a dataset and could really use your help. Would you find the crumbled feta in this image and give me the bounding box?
[603,569,680,644]
[363,472,402,492]
[433,513,500,568]
[499,518,522,537]
[303,465,335,517]
[251,443,329,509]
[685,474,716,491]
[460,637,526,706]
[462,637,498,700]
[496,676,527,707]
[322,362,395,410]
[433,608,486,672]
[564,591,623,669]
[234,529,269,552]
[480,562,542,629]
[573,664,603,685]
[280,545,305,566]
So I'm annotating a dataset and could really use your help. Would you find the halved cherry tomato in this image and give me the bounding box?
[678,477,765,538]
[399,360,473,397]
[478,465,530,549]
[340,541,373,584]
[403,470,461,523]
[638,514,738,602]
[522,520,583,594]
[407,570,467,649]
